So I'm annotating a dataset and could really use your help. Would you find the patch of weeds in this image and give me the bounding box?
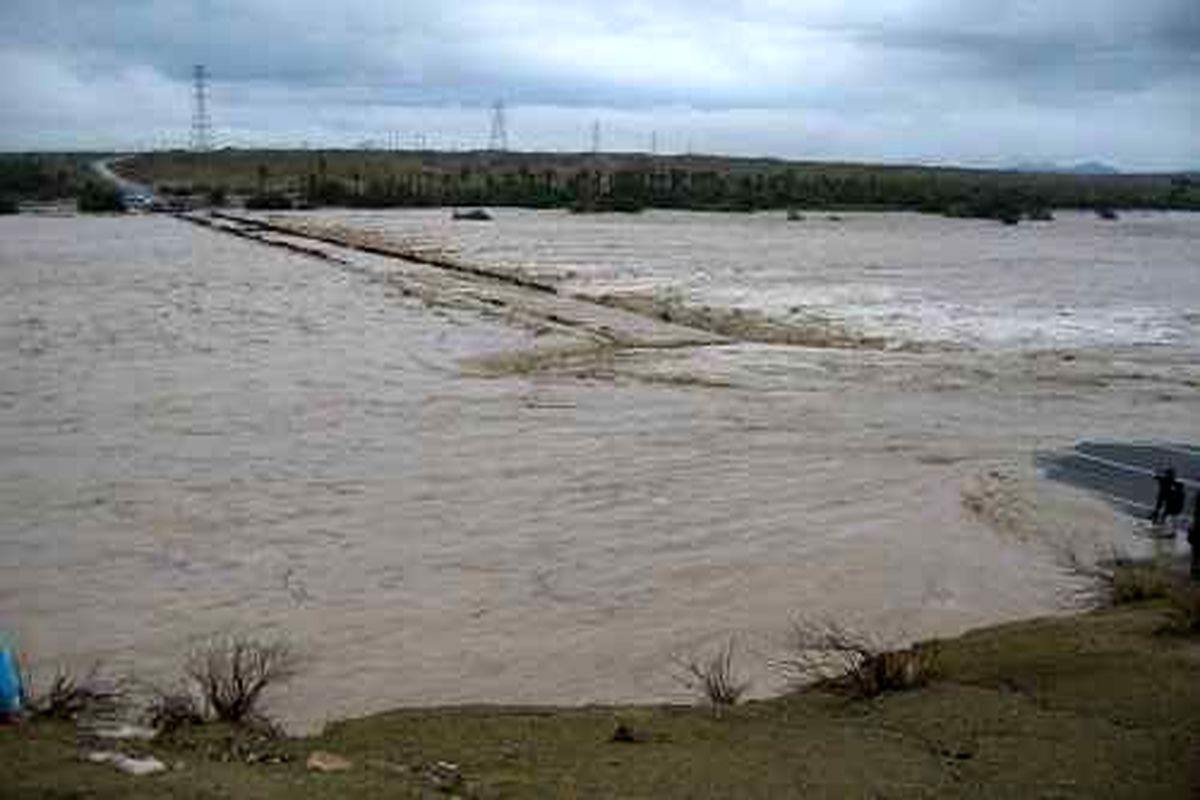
[20,661,112,721]
[776,620,939,699]
[672,637,750,714]
[1110,564,1174,605]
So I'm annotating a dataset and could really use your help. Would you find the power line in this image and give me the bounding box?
[190,64,213,152]
[488,100,508,151]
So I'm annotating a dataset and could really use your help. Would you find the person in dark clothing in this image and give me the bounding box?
[1152,467,1180,524]
[1190,489,1200,580]
[1166,479,1186,531]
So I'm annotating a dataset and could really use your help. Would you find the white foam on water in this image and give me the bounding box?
[336,207,1200,351]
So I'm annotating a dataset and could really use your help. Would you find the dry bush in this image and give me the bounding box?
[147,686,205,733]
[20,661,112,720]
[774,620,874,689]
[775,620,938,699]
[185,635,298,724]
[1110,565,1175,605]
[35,668,90,719]
[672,638,750,712]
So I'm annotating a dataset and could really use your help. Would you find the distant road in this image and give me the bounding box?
[1038,441,1200,517]
[91,157,156,205]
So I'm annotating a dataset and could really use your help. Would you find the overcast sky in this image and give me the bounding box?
[1,1,1197,170]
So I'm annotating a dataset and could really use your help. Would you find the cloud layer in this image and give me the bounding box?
[2,1,1197,169]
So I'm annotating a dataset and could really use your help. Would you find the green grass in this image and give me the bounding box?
[4,602,1199,798]
[1111,564,1177,604]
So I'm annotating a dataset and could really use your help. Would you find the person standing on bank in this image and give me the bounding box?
[1190,486,1200,581]
[1152,466,1186,528]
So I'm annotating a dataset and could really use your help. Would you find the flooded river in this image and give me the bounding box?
[2,209,1198,730]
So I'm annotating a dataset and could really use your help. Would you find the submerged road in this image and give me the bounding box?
[1038,441,1200,517]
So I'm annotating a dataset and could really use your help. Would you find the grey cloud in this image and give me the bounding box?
[1,1,1197,168]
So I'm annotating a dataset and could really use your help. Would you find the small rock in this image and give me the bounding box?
[427,760,463,792]
[307,750,353,773]
[114,755,168,776]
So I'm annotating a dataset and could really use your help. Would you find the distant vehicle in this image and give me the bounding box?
[123,192,153,210]
[452,208,493,221]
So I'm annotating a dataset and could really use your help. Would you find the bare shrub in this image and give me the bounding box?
[147,686,205,733]
[20,661,112,720]
[36,668,91,719]
[672,637,749,712]
[775,620,938,699]
[185,635,298,724]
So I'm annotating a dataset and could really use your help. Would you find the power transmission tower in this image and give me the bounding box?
[190,64,213,152]
[488,100,508,151]
[591,120,601,154]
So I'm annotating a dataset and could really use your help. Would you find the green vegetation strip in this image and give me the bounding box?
[118,149,1200,217]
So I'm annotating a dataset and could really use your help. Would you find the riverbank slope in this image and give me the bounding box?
[5,600,1198,798]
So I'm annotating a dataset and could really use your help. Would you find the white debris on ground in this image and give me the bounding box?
[90,723,158,740]
[306,750,353,772]
[84,751,167,776]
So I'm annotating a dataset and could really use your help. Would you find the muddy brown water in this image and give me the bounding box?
[2,210,1198,731]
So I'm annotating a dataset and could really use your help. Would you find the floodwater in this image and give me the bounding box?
[314,208,1200,349]
[2,209,1199,731]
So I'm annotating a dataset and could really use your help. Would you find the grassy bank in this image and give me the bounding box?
[4,600,1198,798]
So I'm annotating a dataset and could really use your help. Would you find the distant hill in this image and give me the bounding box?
[1010,161,1120,175]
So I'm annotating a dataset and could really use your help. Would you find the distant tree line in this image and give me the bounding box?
[0,154,82,209]
[120,150,1200,221]
[0,154,132,213]
[295,164,1200,223]
[75,181,127,213]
